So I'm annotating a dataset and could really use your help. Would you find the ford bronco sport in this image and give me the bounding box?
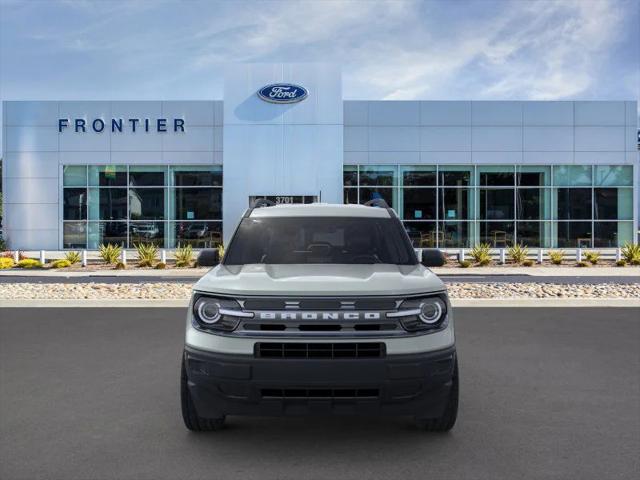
[181,200,458,431]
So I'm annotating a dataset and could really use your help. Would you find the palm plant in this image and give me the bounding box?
[65,251,81,265]
[507,243,529,265]
[621,242,640,265]
[174,244,194,268]
[548,250,564,265]
[99,243,121,264]
[584,251,600,265]
[135,243,158,267]
[470,243,492,266]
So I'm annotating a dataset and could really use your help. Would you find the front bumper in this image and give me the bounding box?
[184,345,456,418]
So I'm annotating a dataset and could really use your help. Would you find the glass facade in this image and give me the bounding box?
[343,165,634,248]
[62,165,222,248]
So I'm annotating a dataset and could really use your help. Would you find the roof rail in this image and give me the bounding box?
[364,198,390,209]
[252,198,276,208]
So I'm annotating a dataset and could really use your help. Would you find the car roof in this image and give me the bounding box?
[248,203,392,218]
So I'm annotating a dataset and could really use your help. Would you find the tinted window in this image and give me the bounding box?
[224,217,417,265]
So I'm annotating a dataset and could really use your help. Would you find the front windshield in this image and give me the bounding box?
[223,216,417,265]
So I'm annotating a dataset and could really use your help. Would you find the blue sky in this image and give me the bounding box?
[0,0,638,148]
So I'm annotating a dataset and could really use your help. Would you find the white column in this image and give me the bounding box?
[616,248,622,262]
[14,250,19,263]
[161,249,167,264]
[39,250,45,264]
[121,249,127,265]
[537,249,544,264]
[576,248,582,262]
[81,250,88,267]
[459,248,465,262]
[499,248,506,265]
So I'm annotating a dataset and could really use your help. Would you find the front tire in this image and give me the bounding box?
[415,358,459,432]
[181,356,225,431]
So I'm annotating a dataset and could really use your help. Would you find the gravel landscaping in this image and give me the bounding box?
[0,282,638,300]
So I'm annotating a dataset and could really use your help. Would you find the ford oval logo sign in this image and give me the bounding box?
[257,83,308,104]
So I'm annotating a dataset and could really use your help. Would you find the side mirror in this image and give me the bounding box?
[420,248,446,267]
[196,248,220,267]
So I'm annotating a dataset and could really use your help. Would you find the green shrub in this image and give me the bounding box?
[621,242,640,265]
[470,243,491,265]
[114,261,126,270]
[522,259,534,267]
[459,260,471,268]
[99,243,122,264]
[508,243,529,264]
[548,250,564,265]
[50,259,71,269]
[576,260,589,268]
[174,244,194,268]
[135,243,158,267]
[615,259,626,267]
[17,258,43,269]
[584,251,601,265]
[154,262,167,270]
[0,257,15,269]
[65,251,81,265]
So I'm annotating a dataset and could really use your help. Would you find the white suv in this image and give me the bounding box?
[181,200,458,431]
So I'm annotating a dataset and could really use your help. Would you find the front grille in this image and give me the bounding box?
[261,388,379,399]
[255,342,385,359]
[243,297,398,311]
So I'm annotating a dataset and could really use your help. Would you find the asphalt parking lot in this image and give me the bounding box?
[1,307,638,480]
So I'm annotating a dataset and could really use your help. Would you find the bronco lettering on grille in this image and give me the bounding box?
[257,312,382,321]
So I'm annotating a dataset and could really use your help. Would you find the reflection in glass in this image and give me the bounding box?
[173,188,222,220]
[480,189,514,220]
[480,222,514,247]
[129,166,165,186]
[171,166,222,186]
[516,222,549,247]
[63,188,87,220]
[556,221,592,248]
[516,188,550,220]
[63,166,87,187]
[439,188,470,220]
[440,222,470,248]
[129,188,164,220]
[556,188,591,220]
[359,165,397,186]
[63,222,86,248]
[359,187,395,208]
[403,221,438,248]
[595,188,633,220]
[402,188,436,220]
[89,188,127,221]
[438,166,472,186]
[401,166,436,186]
[130,222,165,246]
[88,165,127,186]
[478,166,514,186]
[553,165,591,186]
[517,166,550,186]
[88,222,128,248]
[594,165,633,186]
[172,221,223,248]
[343,188,358,204]
[343,165,358,186]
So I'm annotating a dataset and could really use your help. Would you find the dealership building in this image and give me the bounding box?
[1,63,638,250]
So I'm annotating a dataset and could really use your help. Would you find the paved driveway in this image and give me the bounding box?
[1,307,638,480]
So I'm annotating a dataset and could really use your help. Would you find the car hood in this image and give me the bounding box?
[194,264,445,297]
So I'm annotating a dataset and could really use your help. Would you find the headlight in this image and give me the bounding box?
[388,295,448,332]
[194,297,221,324]
[192,294,253,332]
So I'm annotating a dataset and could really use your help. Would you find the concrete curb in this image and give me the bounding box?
[1,298,639,308]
